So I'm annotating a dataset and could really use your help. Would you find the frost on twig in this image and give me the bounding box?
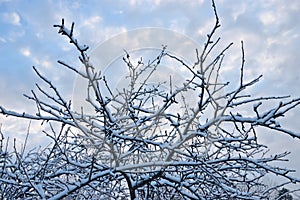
[0,0,300,199]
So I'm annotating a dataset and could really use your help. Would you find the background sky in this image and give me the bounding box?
[0,0,300,194]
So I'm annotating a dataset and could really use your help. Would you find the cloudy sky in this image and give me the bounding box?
[1,0,300,193]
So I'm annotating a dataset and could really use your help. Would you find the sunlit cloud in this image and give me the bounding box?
[129,0,141,6]
[20,47,31,57]
[259,11,276,26]
[2,12,21,26]
[32,57,53,70]
[82,15,102,28]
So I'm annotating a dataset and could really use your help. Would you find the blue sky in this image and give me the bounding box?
[1,0,300,192]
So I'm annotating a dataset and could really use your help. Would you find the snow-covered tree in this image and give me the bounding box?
[1,1,300,199]
[277,188,293,200]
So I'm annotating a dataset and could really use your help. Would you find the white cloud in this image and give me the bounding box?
[79,25,127,47]
[20,47,31,57]
[32,57,53,70]
[259,11,276,26]
[0,37,7,43]
[0,0,11,4]
[82,15,102,28]
[8,29,25,42]
[231,2,246,21]
[153,0,162,6]
[2,12,21,26]
[196,18,216,37]
[129,0,140,6]
[169,18,189,34]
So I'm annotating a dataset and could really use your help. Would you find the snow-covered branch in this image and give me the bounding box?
[0,0,299,199]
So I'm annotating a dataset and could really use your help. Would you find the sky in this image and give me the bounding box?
[0,0,300,193]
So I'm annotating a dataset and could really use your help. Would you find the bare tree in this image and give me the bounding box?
[1,1,300,199]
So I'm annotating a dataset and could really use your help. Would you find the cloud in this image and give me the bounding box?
[20,47,31,57]
[0,0,11,3]
[259,11,276,26]
[32,58,53,70]
[2,12,21,26]
[0,37,7,43]
[82,15,102,28]
[129,0,141,6]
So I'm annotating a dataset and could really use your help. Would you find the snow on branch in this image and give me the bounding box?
[0,0,299,199]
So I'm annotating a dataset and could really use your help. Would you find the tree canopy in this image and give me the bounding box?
[0,1,299,199]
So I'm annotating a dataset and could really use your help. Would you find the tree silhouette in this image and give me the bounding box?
[0,1,300,199]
